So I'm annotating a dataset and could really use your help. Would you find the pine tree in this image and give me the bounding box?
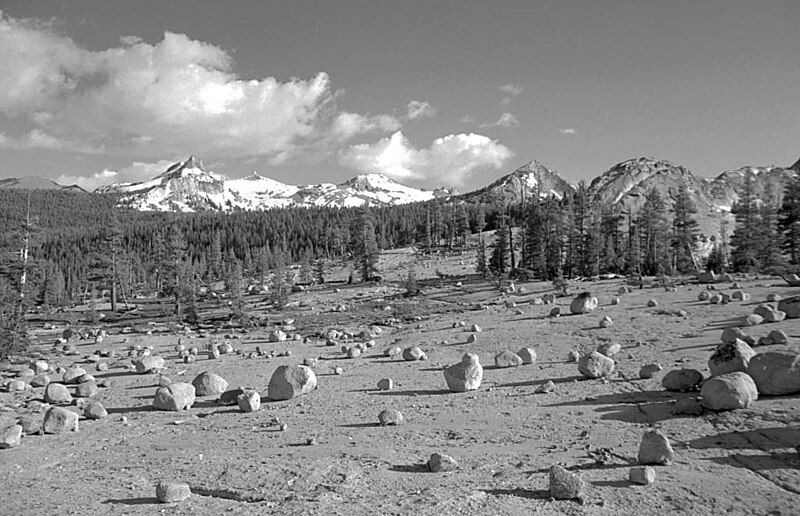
[298,257,313,284]
[730,172,761,271]
[354,208,379,282]
[224,258,246,325]
[489,215,510,275]
[758,180,787,272]
[269,252,290,310]
[779,175,800,265]
[638,188,670,275]
[671,184,699,273]
[456,204,470,247]
[208,231,223,281]
[475,236,487,276]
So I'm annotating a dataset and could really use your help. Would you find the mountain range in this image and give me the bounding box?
[2,155,798,220]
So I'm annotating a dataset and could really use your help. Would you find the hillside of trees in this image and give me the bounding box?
[0,171,798,350]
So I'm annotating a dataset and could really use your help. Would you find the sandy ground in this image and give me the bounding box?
[2,248,799,515]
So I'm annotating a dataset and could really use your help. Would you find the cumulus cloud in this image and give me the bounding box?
[55,160,175,191]
[499,83,524,96]
[405,100,437,120]
[0,13,397,161]
[480,113,518,129]
[339,131,513,186]
[559,128,577,135]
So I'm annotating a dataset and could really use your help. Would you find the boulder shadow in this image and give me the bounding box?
[690,426,800,452]
[338,422,380,428]
[369,389,450,397]
[543,390,696,424]
[105,405,157,414]
[481,488,550,500]
[497,375,583,389]
[103,497,160,505]
[389,463,431,473]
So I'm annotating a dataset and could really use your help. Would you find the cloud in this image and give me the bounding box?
[405,100,437,120]
[458,115,474,124]
[499,83,524,96]
[339,131,513,186]
[0,13,397,160]
[55,159,175,191]
[559,128,577,135]
[480,112,518,129]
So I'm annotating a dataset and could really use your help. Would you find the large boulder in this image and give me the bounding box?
[267,365,317,401]
[494,350,523,368]
[443,353,483,392]
[753,304,786,323]
[777,295,800,318]
[700,372,758,410]
[697,271,717,283]
[191,372,228,397]
[153,383,196,411]
[570,292,598,315]
[549,465,587,500]
[746,350,800,395]
[638,429,675,465]
[708,340,756,377]
[578,351,615,379]
[662,368,703,392]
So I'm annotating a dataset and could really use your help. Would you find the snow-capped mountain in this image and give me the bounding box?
[98,156,447,212]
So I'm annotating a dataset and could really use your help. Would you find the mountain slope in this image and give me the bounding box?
[461,160,572,203]
[100,157,445,212]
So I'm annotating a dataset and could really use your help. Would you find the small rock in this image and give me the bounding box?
[470,324,482,332]
[218,387,245,406]
[647,299,659,308]
[75,382,99,398]
[155,482,191,503]
[549,464,587,500]
[466,334,478,343]
[134,356,165,374]
[535,380,556,394]
[1,425,23,449]
[347,347,362,359]
[549,307,561,318]
[638,429,675,465]
[44,383,73,404]
[153,382,196,411]
[428,453,458,472]
[237,390,261,412]
[84,401,108,419]
[639,363,663,379]
[62,367,86,384]
[629,466,656,485]
[745,314,764,326]
[377,378,394,391]
[30,374,50,387]
[402,347,427,361]
[42,407,79,434]
[378,409,404,426]
[517,347,537,364]
[384,345,402,357]
[570,292,598,314]
[578,351,615,379]
[443,353,483,392]
[192,372,229,397]
[662,369,703,392]
[768,330,788,345]
[567,350,580,362]
[596,343,621,357]
[494,350,523,368]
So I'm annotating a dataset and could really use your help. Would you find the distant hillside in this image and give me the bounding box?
[0,176,86,192]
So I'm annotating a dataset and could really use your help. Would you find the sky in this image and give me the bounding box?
[0,0,798,192]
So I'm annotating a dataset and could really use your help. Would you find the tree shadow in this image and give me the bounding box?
[690,426,800,452]
[481,488,551,500]
[702,453,800,473]
[542,390,696,424]
[102,497,160,505]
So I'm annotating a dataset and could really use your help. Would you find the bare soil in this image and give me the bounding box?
[2,250,799,515]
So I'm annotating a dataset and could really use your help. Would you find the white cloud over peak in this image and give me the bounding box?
[405,100,437,120]
[339,131,513,186]
[0,14,397,160]
[499,83,524,96]
[559,128,577,135]
[480,112,519,129]
[55,160,175,191]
